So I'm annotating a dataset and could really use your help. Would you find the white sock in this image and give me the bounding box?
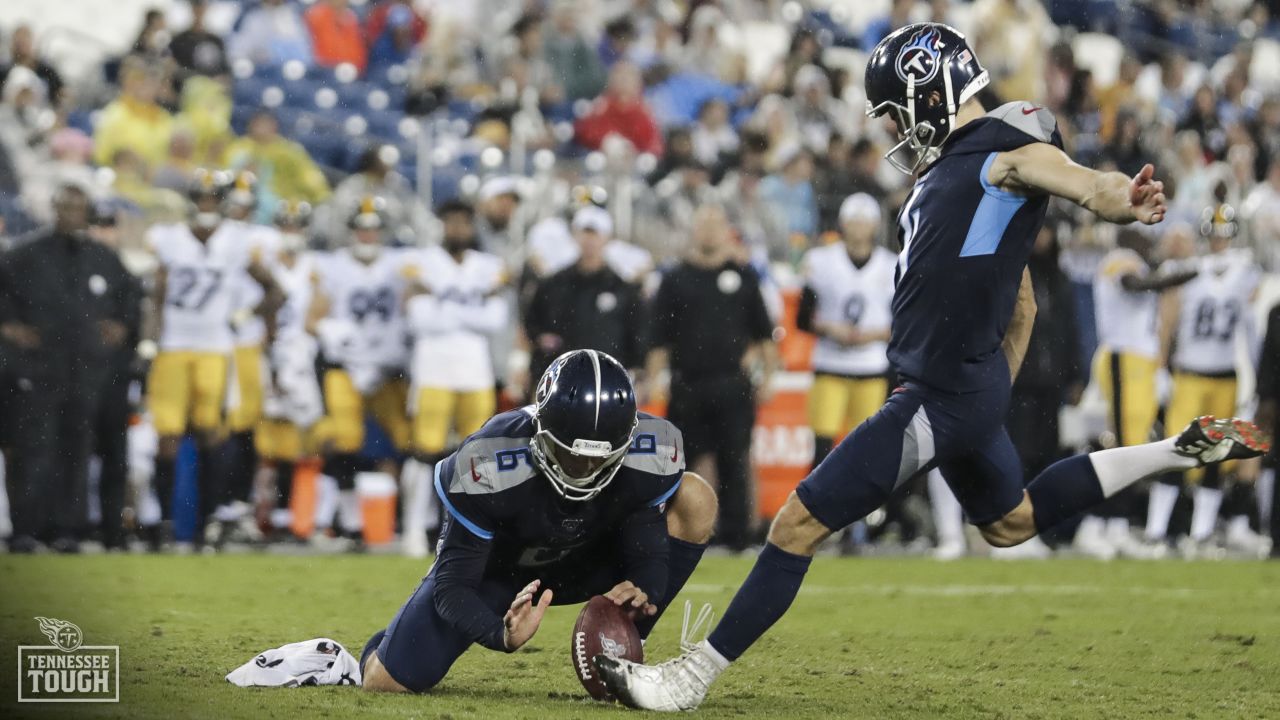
[338,489,363,532]
[0,451,9,538]
[927,469,964,547]
[138,489,162,527]
[1088,438,1198,497]
[399,459,432,543]
[270,508,293,529]
[1227,514,1251,538]
[1258,468,1275,530]
[1105,517,1132,545]
[1189,486,1223,541]
[698,640,731,670]
[314,474,339,530]
[1144,483,1179,541]
[1076,515,1106,542]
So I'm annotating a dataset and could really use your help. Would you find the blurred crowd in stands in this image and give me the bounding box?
[2,0,1280,558]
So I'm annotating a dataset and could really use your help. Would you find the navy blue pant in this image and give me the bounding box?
[364,562,625,692]
[796,381,1025,530]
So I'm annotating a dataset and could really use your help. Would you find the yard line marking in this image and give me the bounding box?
[681,583,1214,599]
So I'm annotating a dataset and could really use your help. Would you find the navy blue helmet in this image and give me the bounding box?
[864,22,989,174]
[531,349,638,501]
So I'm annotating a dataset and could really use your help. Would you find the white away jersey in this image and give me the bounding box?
[231,222,281,346]
[149,222,253,352]
[802,244,896,376]
[1173,249,1259,374]
[1094,248,1158,359]
[406,246,509,391]
[313,248,415,369]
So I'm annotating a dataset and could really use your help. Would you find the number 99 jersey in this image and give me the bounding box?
[147,222,253,353]
[1173,249,1260,375]
[312,247,415,370]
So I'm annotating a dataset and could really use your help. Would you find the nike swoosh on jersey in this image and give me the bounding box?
[1021,106,1043,115]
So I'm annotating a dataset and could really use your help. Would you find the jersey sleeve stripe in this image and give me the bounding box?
[960,153,1028,258]
[648,476,683,508]
[433,463,494,540]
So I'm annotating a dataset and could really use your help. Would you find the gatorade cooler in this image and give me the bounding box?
[356,472,398,546]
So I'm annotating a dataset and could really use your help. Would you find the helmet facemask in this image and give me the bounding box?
[531,417,635,502]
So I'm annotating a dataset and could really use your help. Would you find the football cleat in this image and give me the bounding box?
[594,602,722,712]
[1173,416,1270,465]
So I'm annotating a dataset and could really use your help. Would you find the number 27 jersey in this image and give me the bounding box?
[148,222,253,353]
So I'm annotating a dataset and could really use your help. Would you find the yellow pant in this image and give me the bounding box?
[1167,371,1238,481]
[412,387,496,455]
[147,351,230,436]
[320,369,411,454]
[808,374,889,438]
[226,345,265,433]
[256,419,308,462]
[1092,349,1158,447]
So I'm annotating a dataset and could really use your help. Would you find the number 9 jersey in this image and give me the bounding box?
[147,221,254,353]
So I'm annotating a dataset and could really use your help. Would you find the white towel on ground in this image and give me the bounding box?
[226,638,362,687]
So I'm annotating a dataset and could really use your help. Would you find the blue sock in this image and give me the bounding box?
[1026,455,1104,533]
[706,542,812,662]
[637,538,708,639]
[360,629,386,669]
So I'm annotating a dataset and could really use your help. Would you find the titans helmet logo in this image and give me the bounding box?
[895,28,943,84]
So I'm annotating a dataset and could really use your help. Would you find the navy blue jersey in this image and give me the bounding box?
[888,101,1064,392]
[435,407,684,583]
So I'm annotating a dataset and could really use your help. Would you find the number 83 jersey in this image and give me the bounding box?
[1173,249,1260,375]
[147,222,254,353]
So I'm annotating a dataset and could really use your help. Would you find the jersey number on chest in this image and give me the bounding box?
[167,267,224,310]
[1192,297,1240,342]
[349,287,396,322]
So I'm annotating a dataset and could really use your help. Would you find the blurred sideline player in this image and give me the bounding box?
[145,169,282,549]
[796,193,895,470]
[595,24,1269,711]
[305,196,414,543]
[400,200,509,558]
[213,171,277,539]
[1075,227,1196,559]
[361,350,718,693]
[1147,205,1268,557]
[254,200,325,539]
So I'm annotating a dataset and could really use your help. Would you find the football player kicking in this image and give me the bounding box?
[360,350,718,693]
[595,23,1271,711]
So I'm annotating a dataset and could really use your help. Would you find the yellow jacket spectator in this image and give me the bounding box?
[93,58,173,171]
[227,110,331,208]
[177,76,235,167]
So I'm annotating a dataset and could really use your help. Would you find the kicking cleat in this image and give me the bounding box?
[594,602,723,712]
[1174,417,1270,465]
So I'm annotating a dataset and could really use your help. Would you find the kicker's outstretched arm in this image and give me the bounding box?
[988,143,1167,225]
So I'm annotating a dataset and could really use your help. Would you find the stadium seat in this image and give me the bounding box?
[739,21,790,86]
[1072,32,1125,87]
[645,73,743,127]
[232,77,272,107]
[282,79,327,109]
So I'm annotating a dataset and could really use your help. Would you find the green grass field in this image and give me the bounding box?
[1,554,1278,719]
